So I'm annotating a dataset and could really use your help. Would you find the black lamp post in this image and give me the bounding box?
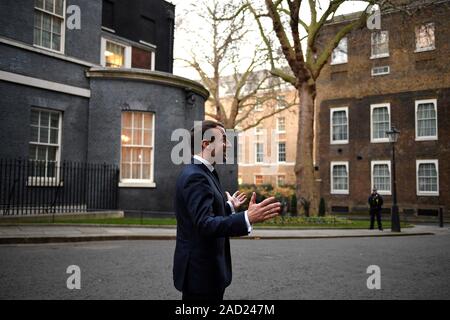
[386,126,401,232]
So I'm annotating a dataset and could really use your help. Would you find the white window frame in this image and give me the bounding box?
[330,107,349,145]
[254,98,263,112]
[415,22,435,53]
[100,37,132,68]
[416,160,439,196]
[330,161,349,195]
[370,30,389,59]
[371,66,390,77]
[415,99,438,141]
[255,142,264,163]
[119,112,155,188]
[277,142,286,163]
[330,37,348,65]
[370,103,391,143]
[371,160,391,195]
[276,117,286,133]
[33,0,66,54]
[28,107,63,186]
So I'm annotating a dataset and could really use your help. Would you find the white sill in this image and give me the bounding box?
[330,61,348,66]
[331,191,349,195]
[417,192,439,197]
[119,182,156,188]
[415,136,438,141]
[101,26,116,33]
[330,140,349,145]
[370,139,390,144]
[33,44,64,55]
[377,191,392,196]
[370,53,389,59]
[371,72,390,77]
[414,47,435,53]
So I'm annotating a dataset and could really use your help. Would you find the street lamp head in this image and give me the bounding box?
[386,126,400,143]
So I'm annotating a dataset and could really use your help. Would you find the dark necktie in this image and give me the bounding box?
[212,169,220,183]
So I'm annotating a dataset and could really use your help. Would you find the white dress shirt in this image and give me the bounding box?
[193,155,252,234]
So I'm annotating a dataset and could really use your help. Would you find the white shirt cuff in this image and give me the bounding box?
[244,210,252,234]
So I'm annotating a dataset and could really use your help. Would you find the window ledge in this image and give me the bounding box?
[370,54,389,60]
[370,139,390,144]
[417,192,439,197]
[119,182,156,188]
[330,61,348,66]
[330,140,349,145]
[331,191,349,195]
[414,47,435,53]
[415,136,438,141]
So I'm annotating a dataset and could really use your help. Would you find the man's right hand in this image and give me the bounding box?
[247,192,281,224]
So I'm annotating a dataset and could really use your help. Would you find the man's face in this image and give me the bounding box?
[203,126,230,164]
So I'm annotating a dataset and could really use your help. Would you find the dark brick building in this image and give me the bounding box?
[316,1,450,217]
[0,0,214,216]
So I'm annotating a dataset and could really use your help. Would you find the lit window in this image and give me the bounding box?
[120,112,154,184]
[371,161,391,195]
[370,104,390,143]
[255,175,263,185]
[331,162,349,194]
[415,99,437,141]
[416,160,439,196]
[415,23,435,52]
[101,38,131,68]
[331,37,348,64]
[330,107,348,144]
[371,31,389,58]
[277,117,286,133]
[278,142,286,162]
[276,95,287,110]
[255,143,264,163]
[34,0,65,52]
[29,108,61,179]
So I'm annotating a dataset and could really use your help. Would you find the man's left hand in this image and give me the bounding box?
[226,191,247,210]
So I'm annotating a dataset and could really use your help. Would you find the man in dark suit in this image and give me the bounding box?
[173,120,281,301]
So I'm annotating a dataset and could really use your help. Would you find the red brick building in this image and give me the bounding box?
[316,1,450,217]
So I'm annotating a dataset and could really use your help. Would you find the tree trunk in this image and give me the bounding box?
[294,82,318,216]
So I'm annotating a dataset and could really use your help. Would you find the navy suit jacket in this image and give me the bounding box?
[172,159,249,294]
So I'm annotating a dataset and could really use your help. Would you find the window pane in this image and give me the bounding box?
[331,37,347,64]
[416,23,435,50]
[122,112,132,128]
[373,164,390,192]
[42,14,52,31]
[52,16,61,34]
[50,113,59,128]
[55,0,64,16]
[42,30,51,48]
[131,163,141,179]
[133,113,143,129]
[39,127,49,143]
[143,129,152,146]
[121,147,130,163]
[418,163,438,192]
[332,110,348,141]
[372,31,389,56]
[142,148,151,162]
[143,113,153,129]
[333,165,348,191]
[47,146,57,162]
[142,164,151,179]
[35,0,44,9]
[372,107,389,139]
[50,128,58,144]
[52,34,60,51]
[105,41,125,68]
[121,163,131,179]
[31,126,39,142]
[44,0,54,13]
[121,129,132,145]
[133,128,142,145]
[417,103,437,137]
[37,146,47,161]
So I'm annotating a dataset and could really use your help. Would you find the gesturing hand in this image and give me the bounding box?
[246,192,281,224]
[226,191,247,210]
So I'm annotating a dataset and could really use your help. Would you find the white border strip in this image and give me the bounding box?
[0,70,91,98]
[0,36,96,67]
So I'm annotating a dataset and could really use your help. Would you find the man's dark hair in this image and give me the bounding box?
[190,120,225,155]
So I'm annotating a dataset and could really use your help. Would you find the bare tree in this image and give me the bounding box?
[247,0,440,214]
[175,0,297,130]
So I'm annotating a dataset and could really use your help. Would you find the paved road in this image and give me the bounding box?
[1,234,449,299]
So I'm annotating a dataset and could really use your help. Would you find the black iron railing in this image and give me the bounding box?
[0,158,120,215]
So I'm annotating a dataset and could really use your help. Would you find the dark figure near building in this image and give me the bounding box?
[368,188,383,230]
